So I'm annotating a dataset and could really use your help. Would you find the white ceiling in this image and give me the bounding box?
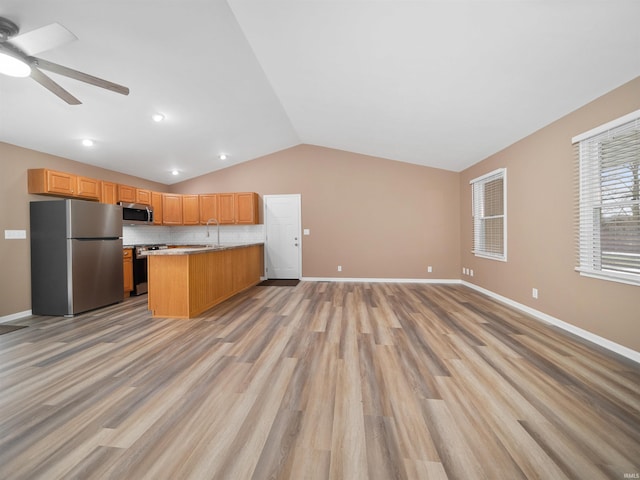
[1,1,639,185]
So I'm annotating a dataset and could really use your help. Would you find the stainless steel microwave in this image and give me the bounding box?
[119,202,154,225]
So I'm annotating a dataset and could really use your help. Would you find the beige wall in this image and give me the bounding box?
[2,77,639,355]
[460,76,640,352]
[0,142,167,317]
[171,145,461,280]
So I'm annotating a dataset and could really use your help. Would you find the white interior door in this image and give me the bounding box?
[264,194,301,279]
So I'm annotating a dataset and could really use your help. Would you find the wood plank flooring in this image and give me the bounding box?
[0,282,638,479]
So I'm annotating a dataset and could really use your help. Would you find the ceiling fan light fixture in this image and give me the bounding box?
[0,51,31,77]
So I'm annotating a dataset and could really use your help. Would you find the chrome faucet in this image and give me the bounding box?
[206,218,220,246]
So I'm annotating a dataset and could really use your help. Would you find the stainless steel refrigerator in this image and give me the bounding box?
[30,199,124,316]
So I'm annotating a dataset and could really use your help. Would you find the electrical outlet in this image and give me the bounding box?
[303,229,310,235]
[470,269,474,277]
[428,266,432,273]
[337,265,342,272]
[462,267,466,275]
[532,288,538,299]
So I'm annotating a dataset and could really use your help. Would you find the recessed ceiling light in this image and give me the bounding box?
[82,139,94,147]
[171,169,179,176]
[219,153,227,160]
[152,113,165,122]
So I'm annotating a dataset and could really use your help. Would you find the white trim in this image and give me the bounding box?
[462,281,640,364]
[302,277,462,284]
[572,108,640,143]
[577,269,640,287]
[0,310,32,324]
[472,252,508,262]
[471,167,507,261]
[468,167,506,185]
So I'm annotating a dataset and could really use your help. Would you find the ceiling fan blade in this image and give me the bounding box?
[34,57,130,96]
[10,23,76,56]
[30,67,81,105]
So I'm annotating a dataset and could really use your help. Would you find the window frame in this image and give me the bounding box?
[470,167,507,262]
[573,108,640,287]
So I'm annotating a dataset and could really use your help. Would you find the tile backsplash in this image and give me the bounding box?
[123,224,265,246]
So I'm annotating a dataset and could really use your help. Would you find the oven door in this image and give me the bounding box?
[132,248,148,295]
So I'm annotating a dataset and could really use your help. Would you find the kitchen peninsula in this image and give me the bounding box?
[145,243,264,318]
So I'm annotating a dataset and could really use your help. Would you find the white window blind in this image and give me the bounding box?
[574,109,640,286]
[471,168,506,261]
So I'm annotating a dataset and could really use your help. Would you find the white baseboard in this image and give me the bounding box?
[302,277,462,284]
[0,310,32,324]
[461,281,640,364]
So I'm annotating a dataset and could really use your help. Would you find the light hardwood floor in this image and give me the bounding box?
[0,282,638,479]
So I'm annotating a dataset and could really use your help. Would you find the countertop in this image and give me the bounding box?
[142,242,264,256]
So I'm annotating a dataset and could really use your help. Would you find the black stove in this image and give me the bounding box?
[131,244,167,295]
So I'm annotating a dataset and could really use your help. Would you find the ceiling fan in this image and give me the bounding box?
[0,16,129,105]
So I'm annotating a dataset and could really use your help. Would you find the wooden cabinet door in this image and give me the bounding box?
[151,191,163,225]
[45,170,76,196]
[218,193,236,224]
[118,184,137,203]
[101,181,117,204]
[123,249,133,294]
[136,189,152,205]
[162,194,183,225]
[182,195,200,225]
[199,194,218,224]
[76,176,100,200]
[235,192,259,224]
[28,169,74,196]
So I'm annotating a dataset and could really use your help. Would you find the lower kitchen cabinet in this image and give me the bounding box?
[147,244,263,318]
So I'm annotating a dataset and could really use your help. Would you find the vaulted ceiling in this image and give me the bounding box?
[1,1,639,184]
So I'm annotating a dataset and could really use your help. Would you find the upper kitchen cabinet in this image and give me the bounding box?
[117,184,136,204]
[136,189,152,206]
[217,193,236,224]
[116,184,151,205]
[162,194,183,225]
[199,194,218,224]
[151,191,163,225]
[75,176,101,200]
[235,192,259,224]
[101,181,117,204]
[182,195,200,225]
[28,168,99,201]
[217,192,260,224]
